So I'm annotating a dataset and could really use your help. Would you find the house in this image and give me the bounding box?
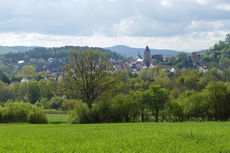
[170,67,176,73]
[192,52,198,60]
[21,78,29,83]
[48,58,54,62]
[136,57,144,63]
[149,63,157,68]
[164,58,169,62]
[199,66,208,73]
[152,55,163,62]
[58,75,63,82]
[17,60,24,64]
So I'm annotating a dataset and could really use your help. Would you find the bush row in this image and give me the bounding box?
[0,101,47,123]
[68,95,148,124]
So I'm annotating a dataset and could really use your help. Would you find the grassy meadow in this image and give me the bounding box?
[47,114,68,124]
[0,119,230,153]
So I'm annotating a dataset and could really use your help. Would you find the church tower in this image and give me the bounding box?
[144,46,151,67]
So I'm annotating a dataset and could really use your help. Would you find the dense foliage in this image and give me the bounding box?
[201,35,230,69]
[0,65,230,123]
[0,101,47,123]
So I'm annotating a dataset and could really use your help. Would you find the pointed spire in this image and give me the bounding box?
[145,46,150,51]
[144,45,150,68]
[138,52,143,59]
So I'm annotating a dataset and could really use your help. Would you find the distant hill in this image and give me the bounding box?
[106,45,182,57]
[0,46,37,55]
[0,46,126,74]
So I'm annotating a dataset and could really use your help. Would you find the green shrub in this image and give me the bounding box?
[35,98,50,109]
[68,101,90,124]
[49,95,67,110]
[2,102,31,122]
[0,106,3,121]
[68,94,140,124]
[27,107,47,124]
[61,99,77,112]
[0,101,47,123]
[36,96,67,110]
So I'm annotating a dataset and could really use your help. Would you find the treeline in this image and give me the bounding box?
[161,34,230,69]
[201,38,230,69]
[200,34,230,69]
[0,66,230,123]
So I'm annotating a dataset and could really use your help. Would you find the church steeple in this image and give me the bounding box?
[144,46,151,67]
[138,52,142,59]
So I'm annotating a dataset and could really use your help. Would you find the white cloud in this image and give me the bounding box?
[216,4,230,11]
[0,0,230,50]
[187,20,224,31]
[196,0,210,5]
[160,0,173,8]
[0,32,228,51]
[111,18,136,36]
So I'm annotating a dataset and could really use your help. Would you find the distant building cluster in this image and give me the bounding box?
[113,46,166,72]
[112,46,209,74]
[16,46,210,84]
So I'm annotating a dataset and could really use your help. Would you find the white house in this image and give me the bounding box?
[17,60,24,64]
[21,78,29,83]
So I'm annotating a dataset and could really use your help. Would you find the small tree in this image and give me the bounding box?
[64,49,115,108]
[27,80,41,104]
[131,90,151,122]
[205,81,230,121]
[19,65,36,78]
[225,33,230,45]
[147,84,169,122]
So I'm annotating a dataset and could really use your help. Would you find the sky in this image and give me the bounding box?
[0,0,230,51]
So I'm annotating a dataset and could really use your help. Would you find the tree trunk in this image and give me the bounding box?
[87,100,92,109]
[141,111,145,122]
[155,109,159,122]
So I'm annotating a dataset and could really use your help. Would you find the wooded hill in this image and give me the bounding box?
[0,46,126,74]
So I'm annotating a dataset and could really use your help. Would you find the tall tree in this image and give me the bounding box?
[205,81,230,121]
[19,65,36,78]
[147,84,169,122]
[131,90,151,122]
[64,49,115,108]
[27,80,41,104]
[0,70,10,84]
[39,80,54,100]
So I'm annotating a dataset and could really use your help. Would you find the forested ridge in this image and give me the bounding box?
[0,46,126,75]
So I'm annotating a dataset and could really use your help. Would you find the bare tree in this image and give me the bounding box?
[64,49,115,108]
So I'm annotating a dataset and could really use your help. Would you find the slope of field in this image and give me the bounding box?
[0,122,229,153]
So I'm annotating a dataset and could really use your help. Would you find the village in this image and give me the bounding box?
[16,46,209,84]
[112,46,207,74]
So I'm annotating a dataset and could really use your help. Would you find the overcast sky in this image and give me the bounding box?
[0,0,230,51]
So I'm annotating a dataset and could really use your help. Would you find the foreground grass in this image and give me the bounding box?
[0,122,230,153]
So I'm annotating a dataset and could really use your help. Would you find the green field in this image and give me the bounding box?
[47,114,68,124]
[0,122,230,153]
